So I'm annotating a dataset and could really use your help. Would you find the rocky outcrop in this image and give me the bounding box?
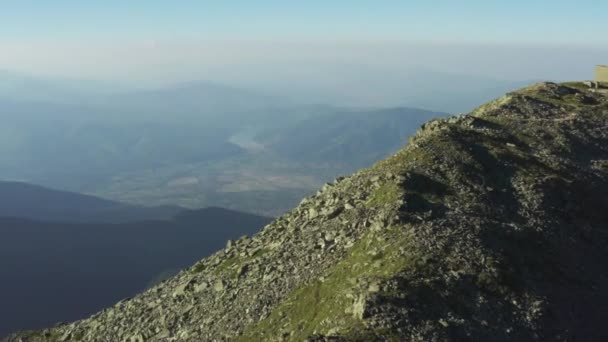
[7,82,608,341]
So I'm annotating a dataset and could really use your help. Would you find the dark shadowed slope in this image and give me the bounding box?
[0,181,183,223]
[0,207,271,337]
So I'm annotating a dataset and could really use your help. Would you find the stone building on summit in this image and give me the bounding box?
[596,65,608,83]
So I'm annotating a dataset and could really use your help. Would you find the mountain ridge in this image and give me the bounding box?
[7,82,608,341]
[0,181,183,223]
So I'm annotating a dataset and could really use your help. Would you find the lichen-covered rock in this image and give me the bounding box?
[6,82,608,341]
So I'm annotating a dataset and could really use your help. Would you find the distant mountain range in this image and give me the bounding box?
[0,67,533,113]
[258,107,447,168]
[0,77,449,216]
[0,68,512,217]
[92,106,449,216]
[200,62,537,112]
[0,182,271,336]
[91,81,288,118]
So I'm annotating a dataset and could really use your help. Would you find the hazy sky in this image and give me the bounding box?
[2,1,607,43]
[1,1,607,83]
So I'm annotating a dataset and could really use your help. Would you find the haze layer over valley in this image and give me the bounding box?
[3,41,606,215]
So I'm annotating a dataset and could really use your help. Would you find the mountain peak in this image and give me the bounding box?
[9,82,608,341]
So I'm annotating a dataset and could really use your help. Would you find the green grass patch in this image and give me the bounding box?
[238,225,418,341]
[214,256,241,274]
[193,248,272,278]
[251,247,271,259]
[365,182,402,207]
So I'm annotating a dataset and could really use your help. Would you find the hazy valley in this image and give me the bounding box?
[0,69,537,217]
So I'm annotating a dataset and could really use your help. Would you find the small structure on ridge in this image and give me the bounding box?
[596,65,608,84]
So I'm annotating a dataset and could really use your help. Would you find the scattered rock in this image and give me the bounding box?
[213,280,225,292]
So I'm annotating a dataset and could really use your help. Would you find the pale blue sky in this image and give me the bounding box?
[1,1,607,83]
[1,1,606,44]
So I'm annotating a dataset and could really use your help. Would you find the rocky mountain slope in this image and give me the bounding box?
[7,82,608,341]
